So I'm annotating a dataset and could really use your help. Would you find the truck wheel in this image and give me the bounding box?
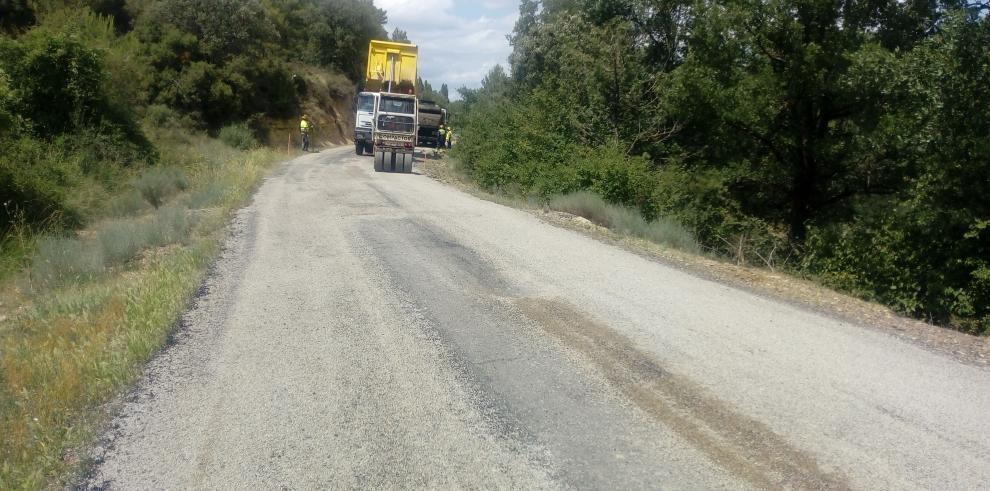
[401,153,413,173]
[389,152,399,172]
[355,142,363,155]
[364,142,373,155]
[374,151,384,172]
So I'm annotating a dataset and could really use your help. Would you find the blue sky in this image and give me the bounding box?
[376,0,519,97]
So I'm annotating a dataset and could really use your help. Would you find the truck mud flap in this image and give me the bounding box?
[374,151,384,172]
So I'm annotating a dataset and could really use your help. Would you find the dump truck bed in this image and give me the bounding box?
[365,40,418,95]
[418,101,444,128]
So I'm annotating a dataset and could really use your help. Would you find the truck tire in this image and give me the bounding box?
[389,152,399,172]
[355,142,363,155]
[401,153,413,173]
[374,151,384,172]
[364,142,373,155]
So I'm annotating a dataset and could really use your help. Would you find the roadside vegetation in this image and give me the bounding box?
[0,137,278,488]
[452,0,989,335]
[549,191,700,253]
[0,0,390,487]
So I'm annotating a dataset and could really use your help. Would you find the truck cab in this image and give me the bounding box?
[354,92,379,155]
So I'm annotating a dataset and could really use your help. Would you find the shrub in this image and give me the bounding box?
[94,205,193,266]
[187,180,228,209]
[640,218,703,254]
[0,34,105,137]
[106,188,150,217]
[574,145,656,217]
[0,213,35,281]
[144,104,179,126]
[0,68,15,136]
[0,137,84,231]
[550,191,700,253]
[0,32,154,232]
[133,166,188,208]
[218,122,257,150]
[97,220,145,263]
[145,205,192,246]
[29,236,105,288]
[802,210,990,335]
[0,0,36,34]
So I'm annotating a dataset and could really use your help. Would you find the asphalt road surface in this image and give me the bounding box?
[84,147,990,489]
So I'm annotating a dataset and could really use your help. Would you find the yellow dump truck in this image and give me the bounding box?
[361,40,419,173]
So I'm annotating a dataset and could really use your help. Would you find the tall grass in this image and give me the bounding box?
[550,191,701,254]
[0,220,36,283]
[0,136,281,488]
[1,242,215,489]
[133,166,188,208]
[28,237,106,288]
[106,188,150,217]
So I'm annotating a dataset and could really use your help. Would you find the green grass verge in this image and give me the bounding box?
[0,139,281,489]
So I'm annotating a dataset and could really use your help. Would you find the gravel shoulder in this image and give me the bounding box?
[83,148,990,489]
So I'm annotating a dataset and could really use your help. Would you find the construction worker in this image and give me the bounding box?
[437,124,447,151]
[445,126,453,149]
[300,115,311,152]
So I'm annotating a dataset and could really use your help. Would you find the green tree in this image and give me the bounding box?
[1,34,106,137]
[664,0,949,241]
[0,0,35,33]
[802,11,990,331]
[147,0,276,62]
[390,27,409,42]
[286,0,388,80]
[0,67,16,136]
[417,76,450,105]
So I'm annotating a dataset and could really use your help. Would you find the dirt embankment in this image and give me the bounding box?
[263,66,355,150]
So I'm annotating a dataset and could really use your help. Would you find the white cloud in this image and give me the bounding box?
[377,0,518,98]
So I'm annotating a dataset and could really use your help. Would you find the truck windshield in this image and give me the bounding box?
[357,94,376,112]
[379,97,415,115]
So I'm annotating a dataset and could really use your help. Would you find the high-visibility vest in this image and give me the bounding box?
[300,119,310,132]
[445,129,452,141]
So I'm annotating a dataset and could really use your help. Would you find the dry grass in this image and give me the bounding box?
[549,191,700,254]
[0,137,281,489]
[133,166,188,209]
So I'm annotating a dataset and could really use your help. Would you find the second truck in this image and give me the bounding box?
[356,40,418,173]
[416,100,446,147]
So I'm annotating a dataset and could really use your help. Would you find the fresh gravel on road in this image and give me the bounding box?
[84,148,990,489]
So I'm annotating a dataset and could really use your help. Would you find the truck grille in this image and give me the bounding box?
[377,115,415,133]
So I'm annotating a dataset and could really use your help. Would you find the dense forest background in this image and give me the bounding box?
[452,0,989,334]
[0,0,389,232]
